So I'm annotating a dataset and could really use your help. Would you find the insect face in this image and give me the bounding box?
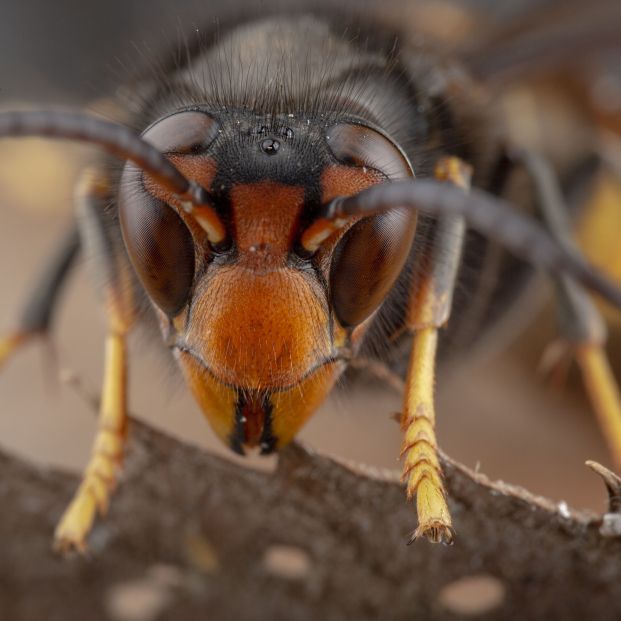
[5,4,621,554]
[118,107,416,453]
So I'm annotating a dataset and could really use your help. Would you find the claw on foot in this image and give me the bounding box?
[586,460,621,514]
[53,439,123,554]
[408,520,455,546]
[53,488,98,554]
[409,475,454,545]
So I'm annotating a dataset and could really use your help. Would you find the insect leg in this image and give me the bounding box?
[401,157,471,545]
[517,149,621,470]
[54,168,137,553]
[0,224,80,368]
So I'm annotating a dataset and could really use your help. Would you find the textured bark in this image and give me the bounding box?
[1,419,621,621]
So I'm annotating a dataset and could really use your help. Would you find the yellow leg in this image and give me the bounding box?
[0,332,27,368]
[53,168,135,552]
[576,344,621,471]
[54,330,127,552]
[401,328,453,544]
[516,149,621,472]
[400,156,471,544]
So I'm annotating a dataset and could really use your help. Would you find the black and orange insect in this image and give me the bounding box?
[1,0,621,552]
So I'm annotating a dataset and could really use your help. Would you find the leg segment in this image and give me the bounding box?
[54,329,128,552]
[578,345,621,466]
[0,224,80,368]
[516,149,621,470]
[54,168,137,552]
[401,157,471,544]
[402,327,452,543]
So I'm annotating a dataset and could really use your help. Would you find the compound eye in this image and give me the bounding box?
[142,110,219,154]
[329,208,416,327]
[326,122,413,179]
[327,122,416,327]
[119,166,195,316]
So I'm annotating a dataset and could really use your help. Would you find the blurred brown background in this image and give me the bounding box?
[0,0,619,515]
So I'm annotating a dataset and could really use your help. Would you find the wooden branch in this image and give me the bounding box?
[2,419,621,621]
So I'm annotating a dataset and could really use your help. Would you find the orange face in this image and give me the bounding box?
[167,170,384,453]
[119,110,415,454]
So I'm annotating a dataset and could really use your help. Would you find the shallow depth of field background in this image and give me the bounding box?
[0,0,619,520]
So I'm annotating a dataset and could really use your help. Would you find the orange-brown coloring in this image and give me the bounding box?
[164,166,389,451]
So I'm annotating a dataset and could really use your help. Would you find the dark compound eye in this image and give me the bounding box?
[142,110,219,154]
[329,208,416,327]
[327,123,417,327]
[118,166,195,317]
[116,110,219,315]
[326,122,413,180]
